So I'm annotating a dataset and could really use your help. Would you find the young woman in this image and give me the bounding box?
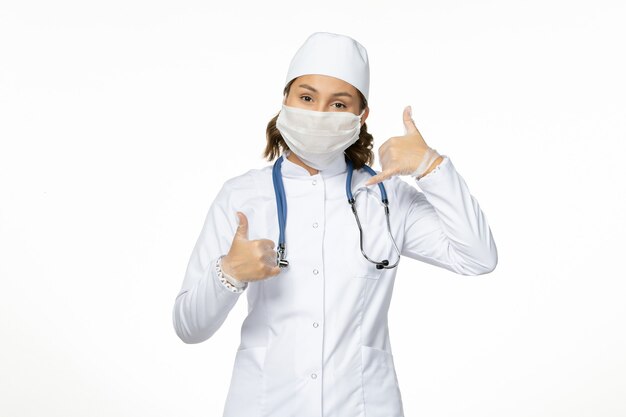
[173,31,497,417]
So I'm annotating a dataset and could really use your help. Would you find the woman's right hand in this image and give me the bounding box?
[221,212,282,282]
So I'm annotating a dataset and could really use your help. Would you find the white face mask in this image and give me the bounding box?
[276,104,366,170]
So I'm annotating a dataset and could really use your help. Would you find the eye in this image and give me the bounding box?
[300,95,312,102]
[333,103,347,109]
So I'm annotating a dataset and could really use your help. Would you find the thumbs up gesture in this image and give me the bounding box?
[221,212,282,282]
[364,106,443,186]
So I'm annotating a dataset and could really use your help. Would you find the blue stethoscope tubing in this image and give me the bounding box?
[272,154,401,270]
[272,156,289,267]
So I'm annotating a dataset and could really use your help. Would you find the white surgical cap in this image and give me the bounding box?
[284,32,370,101]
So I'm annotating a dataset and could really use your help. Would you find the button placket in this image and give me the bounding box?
[306,176,323,387]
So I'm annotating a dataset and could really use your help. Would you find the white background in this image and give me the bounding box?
[1,0,625,416]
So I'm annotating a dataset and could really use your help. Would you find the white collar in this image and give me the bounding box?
[279,149,348,179]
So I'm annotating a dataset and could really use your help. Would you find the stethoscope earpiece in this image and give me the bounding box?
[276,242,289,268]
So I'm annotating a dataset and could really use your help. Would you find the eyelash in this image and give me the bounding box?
[300,95,346,109]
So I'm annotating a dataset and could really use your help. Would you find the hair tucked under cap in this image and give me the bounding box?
[284,32,370,101]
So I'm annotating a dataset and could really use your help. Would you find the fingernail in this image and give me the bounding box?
[408,105,412,117]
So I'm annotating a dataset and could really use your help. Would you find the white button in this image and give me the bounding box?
[313,322,319,328]
[312,180,317,185]
[313,269,319,275]
[312,222,318,228]
[311,373,317,379]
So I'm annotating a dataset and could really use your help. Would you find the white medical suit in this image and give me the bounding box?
[172,149,498,417]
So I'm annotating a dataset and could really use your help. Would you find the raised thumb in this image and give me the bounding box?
[235,211,249,240]
[403,105,419,135]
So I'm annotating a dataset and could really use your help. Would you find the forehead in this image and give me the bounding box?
[292,74,358,93]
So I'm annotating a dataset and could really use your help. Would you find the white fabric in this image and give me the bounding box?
[276,104,366,170]
[172,150,498,417]
[285,32,370,100]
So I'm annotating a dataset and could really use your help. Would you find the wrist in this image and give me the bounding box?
[219,255,247,288]
[417,155,443,179]
[221,255,235,277]
[410,147,441,179]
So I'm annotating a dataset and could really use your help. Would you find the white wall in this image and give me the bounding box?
[1,0,624,416]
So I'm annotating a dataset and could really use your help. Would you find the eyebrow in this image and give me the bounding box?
[297,83,354,98]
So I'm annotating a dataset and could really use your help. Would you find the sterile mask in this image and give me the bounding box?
[276,104,366,170]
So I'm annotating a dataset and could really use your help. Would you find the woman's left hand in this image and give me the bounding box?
[364,106,443,186]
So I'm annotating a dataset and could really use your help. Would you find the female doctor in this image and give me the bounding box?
[172,32,498,417]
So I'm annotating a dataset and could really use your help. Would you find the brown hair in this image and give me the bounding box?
[262,77,374,170]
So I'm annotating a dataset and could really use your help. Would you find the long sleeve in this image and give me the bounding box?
[172,179,247,344]
[396,155,498,275]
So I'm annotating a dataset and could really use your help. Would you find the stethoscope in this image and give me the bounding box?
[272,153,402,270]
